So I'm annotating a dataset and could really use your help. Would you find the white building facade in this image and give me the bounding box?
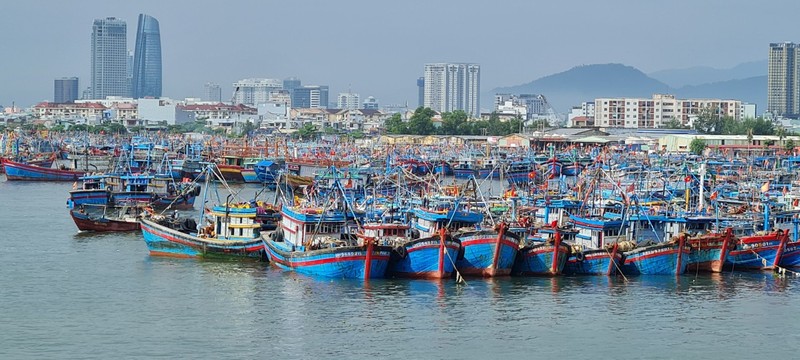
[232,78,282,106]
[594,94,743,129]
[423,63,480,117]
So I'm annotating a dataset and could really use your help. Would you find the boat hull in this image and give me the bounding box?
[455,230,519,277]
[622,242,690,275]
[779,241,800,267]
[263,238,391,279]
[726,233,787,270]
[70,209,140,232]
[512,242,570,276]
[140,218,264,259]
[563,248,624,275]
[3,160,84,181]
[388,236,461,279]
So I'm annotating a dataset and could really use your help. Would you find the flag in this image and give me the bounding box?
[761,181,770,193]
[626,183,635,193]
[684,175,692,183]
[710,191,718,201]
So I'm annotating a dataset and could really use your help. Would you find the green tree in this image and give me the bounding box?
[439,110,468,135]
[785,139,795,152]
[407,107,435,135]
[296,123,318,139]
[689,137,706,155]
[662,118,685,129]
[384,113,406,134]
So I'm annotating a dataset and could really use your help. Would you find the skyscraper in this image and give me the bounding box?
[204,82,222,102]
[423,63,480,117]
[417,77,425,108]
[337,93,360,109]
[54,77,79,103]
[232,78,282,106]
[291,85,329,109]
[132,14,162,99]
[91,17,128,99]
[768,42,799,116]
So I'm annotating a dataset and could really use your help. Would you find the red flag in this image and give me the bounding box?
[684,175,692,182]
[710,191,718,201]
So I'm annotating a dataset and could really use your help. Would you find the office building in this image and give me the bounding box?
[417,77,424,108]
[423,63,480,117]
[204,82,222,102]
[91,17,128,99]
[768,42,800,116]
[132,14,162,99]
[232,78,282,106]
[291,85,329,109]
[54,77,79,103]
[363,96,379,110]
[337,93,360,110]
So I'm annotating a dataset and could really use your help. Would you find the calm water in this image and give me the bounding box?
[1,177,800,359]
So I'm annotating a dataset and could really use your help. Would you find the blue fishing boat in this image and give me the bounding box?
[505,160,535,185]
[3,158,84,181]
[512,227,571,276]
[686,228,734,273]
[564,213,626,276]
[561,163,583,176]
[432,161,453,176]
[621,235,690,275]
[263,204,392,279]
[726,230,788,270]
[455,223,521,277]
[140,203,265,259]
[387,202,470,279]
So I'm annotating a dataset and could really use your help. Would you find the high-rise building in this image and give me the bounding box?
[594,94,742,128]
[283,77,301,93]
[132,14,162,99]
[417,77,424,108]
[363,96,379,110]
[291,85,329,109]
[423,63,480,117]
[233,78,282,106]
[337,93,360,109]
[54,77,79,103]
[91,17,128,99]
[768,42,799,116]
[204,82,222,102]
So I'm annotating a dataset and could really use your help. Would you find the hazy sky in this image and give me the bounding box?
[1,0,798,108]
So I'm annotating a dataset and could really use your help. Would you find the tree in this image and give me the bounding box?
[693,107,725,134]
[296,123,318,139]
[240,120,257,137]
[384,113,406,134]
[689,137,706,155]
[662,118,685,129]
[785,139,795,152]
[407,107,435,135]
[439,110,468,135]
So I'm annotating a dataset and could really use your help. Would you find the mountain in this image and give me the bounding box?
[675,75,766,110]
[648,60,767,88]
[491,63,670,112]
[489,63,766,114]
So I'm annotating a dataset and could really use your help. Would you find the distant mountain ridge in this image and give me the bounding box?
[649,60,767,88]
[490,62,766,115]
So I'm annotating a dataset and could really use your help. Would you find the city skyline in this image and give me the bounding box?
[90,17,128,99]
[2,0,799,109]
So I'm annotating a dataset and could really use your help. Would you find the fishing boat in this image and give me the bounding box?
[2,158,84,181]
[387,202,468,279]
[454,222,521,277]
[140,203,265,259]
[563,213,626,276]
[70,203,143,232]
[262,203,392,279]
[726,230,788,271]
[621,235,691,275]
[512,224,572,276]
[686,228,734,273]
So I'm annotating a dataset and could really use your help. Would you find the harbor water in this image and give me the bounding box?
[2,178,800,359]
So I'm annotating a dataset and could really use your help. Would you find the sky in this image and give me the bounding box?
[1,0,798,108]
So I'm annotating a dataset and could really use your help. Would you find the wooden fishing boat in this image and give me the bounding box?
[454,223,521,277]
[2,158,84,181]
[726,230,788,271]
[70,203,142,232]
[263,204,392,279]
[563,213,626,275]
[387,204,468,279]
[140,204,264,259]
[686,228,734,273]
[621,235,691,275]
[512,227,571,276]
